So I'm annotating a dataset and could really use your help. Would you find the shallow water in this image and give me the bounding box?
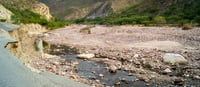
[49,45,158,87]
[49,45,200,87]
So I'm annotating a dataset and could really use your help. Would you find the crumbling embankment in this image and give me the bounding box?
[0,22,90,87]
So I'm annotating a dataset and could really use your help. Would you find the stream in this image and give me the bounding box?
[49,45,199,87]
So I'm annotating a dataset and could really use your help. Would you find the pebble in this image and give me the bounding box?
[52,61,60,65]
[193,75,200,79]
[134,54,139,58]
[173,78,184,86]
[115,82,121,85]
[98,74,104,78]
[71,61,79,65]
[96,80,100,83]
[120,78,126,82]
[128,73,133,76]
[162,68,172,74]
[92,71,96,74]
[109,65,117,73]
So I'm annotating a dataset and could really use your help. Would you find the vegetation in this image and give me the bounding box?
[75,0,200,26]
[7,7,70,29]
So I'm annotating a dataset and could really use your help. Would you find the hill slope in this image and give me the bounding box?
[80,0,200,25]
[39,0,140,20]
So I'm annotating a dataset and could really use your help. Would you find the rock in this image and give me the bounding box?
[162,68,172,74]
[128,73,133,76]
[133,54,139,58]
[120,78,126,82]
[32,3,53,20]
[163,53,188,65]
[109,65,117,73]
[52,61,60,65]
[77,54,95,59]
[0,5,13,22]
[98,74,104,78]
[95,79,100,83]
[193,75,200,79]
[92,71,96,74]
[71,61,79,65]
[115,82,121,85]
[173,78,184,86]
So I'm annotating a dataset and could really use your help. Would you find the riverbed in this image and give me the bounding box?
[43,25,200,87]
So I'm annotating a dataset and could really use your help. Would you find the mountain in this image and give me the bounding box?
[39,0,140,20]
[82,0,200,25]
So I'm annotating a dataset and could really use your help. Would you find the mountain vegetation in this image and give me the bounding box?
[76,0,200,26]
[39,0,140,20]
[0,0,70,29]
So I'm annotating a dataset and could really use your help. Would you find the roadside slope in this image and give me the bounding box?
[0,23,90,87]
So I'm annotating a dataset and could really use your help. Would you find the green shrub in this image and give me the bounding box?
[7,8,70,29]
[153,16,166,24]
[0,19,6,22]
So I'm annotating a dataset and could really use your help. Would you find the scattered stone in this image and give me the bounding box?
[128,73,133,76]
[142,62,152,69]
[173,78,184,86]
[115,82,121,85]
[162,68,172,74]
[163,53,188,65]
[77,54,95,59]
[146,83,150,86]
[134,61,141,68]
[92,71,96,74]
[98,74,104,78]
[120,78,126,82]
[193,75,200,79]
[95,79,100,83]
[133,54,139,58]
[109,65,117,73]
[71,61,79,65]
[61,72,66,75]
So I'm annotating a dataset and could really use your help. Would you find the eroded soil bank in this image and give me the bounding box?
[43,25,200,87]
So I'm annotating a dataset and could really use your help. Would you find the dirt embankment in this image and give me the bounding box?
[43,25,200,85]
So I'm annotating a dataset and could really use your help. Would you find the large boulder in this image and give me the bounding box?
[163,53,188,65]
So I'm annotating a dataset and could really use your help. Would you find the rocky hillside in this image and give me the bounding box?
[39,0,140,20]
[0,4,13,22]
[0,0,52,20]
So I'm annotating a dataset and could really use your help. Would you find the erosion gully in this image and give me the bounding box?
[49,45,199,87]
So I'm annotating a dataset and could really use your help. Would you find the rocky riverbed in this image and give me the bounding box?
[42,25,200,87]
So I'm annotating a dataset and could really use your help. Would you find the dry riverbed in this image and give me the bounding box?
[42,25,200,87]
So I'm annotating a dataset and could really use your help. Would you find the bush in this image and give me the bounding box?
[0,19,6,22]
[7,8,70,29]
[153,16,166,24]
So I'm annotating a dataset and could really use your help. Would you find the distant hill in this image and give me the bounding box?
[82,0,200,25]
[39,0,140,20]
